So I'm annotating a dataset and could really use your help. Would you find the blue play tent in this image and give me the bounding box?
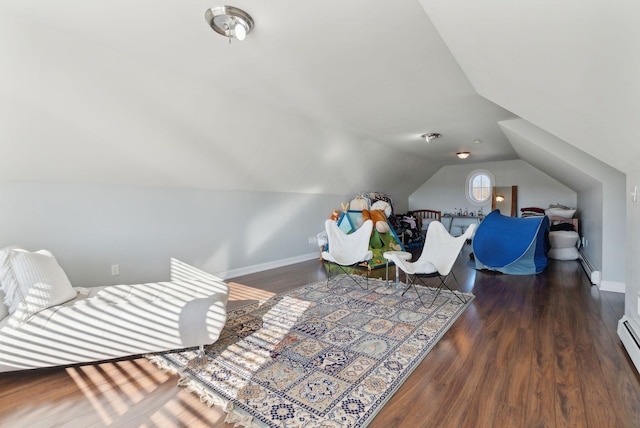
[473,210,550,275]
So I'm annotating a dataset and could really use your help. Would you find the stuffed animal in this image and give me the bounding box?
[362,208,401,250]
[330,209,340,221]
[362,209,390,234]
[349,196,368,211]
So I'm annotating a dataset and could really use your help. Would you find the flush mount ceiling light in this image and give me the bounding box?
[495,195,505,202]
[456,151,470,159]
[421,133,441,143]
[205,6,254,43]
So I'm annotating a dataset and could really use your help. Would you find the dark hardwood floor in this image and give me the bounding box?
[1,245,640,427]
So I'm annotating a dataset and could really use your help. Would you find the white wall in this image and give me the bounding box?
[499,118,626,287]
[409,159,577,215]
[0,182,346,286]
[577,185,603,275]
[626,172,640,328]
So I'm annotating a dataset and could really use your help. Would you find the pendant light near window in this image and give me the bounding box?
[205,6,254,43]
[457,152,470,159]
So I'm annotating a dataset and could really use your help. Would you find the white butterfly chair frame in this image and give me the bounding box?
[321,219,374,289]
[388,221,476,307]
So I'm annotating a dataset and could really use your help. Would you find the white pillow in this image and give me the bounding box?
[0,290,8,320]
[545,208,576,218]
[0,246,17,320]
[371,200,392,217]
[0,248,77,321]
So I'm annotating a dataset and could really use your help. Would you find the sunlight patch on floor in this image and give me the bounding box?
[227,281,276,302]
[66,365,116,425]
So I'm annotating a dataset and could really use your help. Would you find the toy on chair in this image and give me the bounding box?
[362,201,401,251]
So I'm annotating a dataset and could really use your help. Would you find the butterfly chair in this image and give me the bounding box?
[321,219,373,289]
[387,221,476,307]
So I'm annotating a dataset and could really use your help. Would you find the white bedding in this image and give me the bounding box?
[0,266,228,372]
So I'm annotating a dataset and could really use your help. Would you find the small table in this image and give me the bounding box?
[383,251,412,287]
[442,215,484,233]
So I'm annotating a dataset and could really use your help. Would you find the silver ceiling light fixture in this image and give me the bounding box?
[457,151,470,159]
[205,6,254,43]
[421,133,442,143]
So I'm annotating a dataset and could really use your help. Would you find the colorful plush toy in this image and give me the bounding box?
[362,208,399,249]
[362,209,390,234]
[325,196,402,265]
[349,196,368,211]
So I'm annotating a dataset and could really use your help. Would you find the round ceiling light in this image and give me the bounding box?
[457,152,470,159]
[205,6,254,42]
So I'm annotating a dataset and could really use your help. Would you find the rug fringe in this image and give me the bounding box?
[146,354,179,374]
[225,411,257,427]
[146,354,260,428]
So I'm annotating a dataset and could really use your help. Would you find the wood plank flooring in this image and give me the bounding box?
[1,246,640,427]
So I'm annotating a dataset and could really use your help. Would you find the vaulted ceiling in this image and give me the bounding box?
[1,1,637,200]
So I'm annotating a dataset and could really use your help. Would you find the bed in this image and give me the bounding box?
[411,209,442,231]
[397,209,441,248]
[0,248,229,372]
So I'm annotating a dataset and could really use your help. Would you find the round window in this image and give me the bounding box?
[466,170,494,206]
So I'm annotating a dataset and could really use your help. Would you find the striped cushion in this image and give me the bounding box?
[0,248,77,321]
[0,290,7,320]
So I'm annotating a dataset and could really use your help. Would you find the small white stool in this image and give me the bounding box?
[383,251,412,287]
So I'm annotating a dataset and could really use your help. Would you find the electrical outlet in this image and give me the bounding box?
[308,236,317,244]
[111,264,120,276]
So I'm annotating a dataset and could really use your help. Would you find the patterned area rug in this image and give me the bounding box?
[147,275,473,427]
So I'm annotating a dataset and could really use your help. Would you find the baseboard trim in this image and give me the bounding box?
[215,252,320,280]
[599,280,626,293]
[618,316,640,374]
[578,248,601,286]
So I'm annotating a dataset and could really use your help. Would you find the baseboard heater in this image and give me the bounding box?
[578,248,601,286]
[618,316,640,374]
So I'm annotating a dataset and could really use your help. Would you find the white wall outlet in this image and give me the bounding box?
[308,236,317,244]
[111,264,120,276]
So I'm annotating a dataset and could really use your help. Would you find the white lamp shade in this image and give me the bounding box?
[234,22,247,40]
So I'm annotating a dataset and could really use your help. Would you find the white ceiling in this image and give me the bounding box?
[421,0,640,175]
[1,0,637,200]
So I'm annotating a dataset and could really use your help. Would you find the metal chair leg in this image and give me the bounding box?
[405,272,466,308]
[437,274,467,304]
[402,276,427,307]
[325,262,369,290]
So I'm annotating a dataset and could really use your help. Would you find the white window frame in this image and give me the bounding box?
[466,169,494,207]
